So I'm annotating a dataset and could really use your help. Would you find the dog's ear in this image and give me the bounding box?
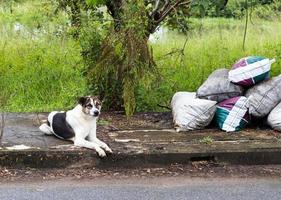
[97,96,104,106]
[78,96,87,106]
[97,94,105,103]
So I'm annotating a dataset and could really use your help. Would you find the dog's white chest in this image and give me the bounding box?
[66,113,96,139]
[82,123,96,138]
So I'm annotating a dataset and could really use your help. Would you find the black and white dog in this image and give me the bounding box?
[39,96,112,157]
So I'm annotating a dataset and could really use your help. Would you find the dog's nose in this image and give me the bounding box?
[94,111,99,116]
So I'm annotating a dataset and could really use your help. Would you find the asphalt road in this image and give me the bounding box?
[1,177,281,200]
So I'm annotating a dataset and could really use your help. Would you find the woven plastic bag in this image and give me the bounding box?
[229,56,275,87]
[197,69,243,102]
[245,75,281,118]
[171,92,217,132]
[215,96,250,132]
[267,102,281,132]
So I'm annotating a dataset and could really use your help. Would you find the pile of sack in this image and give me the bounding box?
[171,56,280,132]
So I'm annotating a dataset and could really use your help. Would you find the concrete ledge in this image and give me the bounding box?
[0,112,281,168]
[1,143,281,168]
[0,149,100,168]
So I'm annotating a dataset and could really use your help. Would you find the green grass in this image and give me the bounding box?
[137,17,281,111]
[0,36,87,112]
[0,1,281,112]
[199,136,214,145]
[0,0,87,112]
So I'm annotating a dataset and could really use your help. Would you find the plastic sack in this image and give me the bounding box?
[171,92,217,132]
[245,75,281,118]
[197,69,243,102]
[229,56,275,87]
[215,96,250,132]
[267,102,281,131]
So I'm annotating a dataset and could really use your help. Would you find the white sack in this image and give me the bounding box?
[171,92,217,132]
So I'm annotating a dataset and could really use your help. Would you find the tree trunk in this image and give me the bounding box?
[86,0,197,116]
[87,1,154,115]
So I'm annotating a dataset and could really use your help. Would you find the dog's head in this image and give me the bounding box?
[78,96,102,117]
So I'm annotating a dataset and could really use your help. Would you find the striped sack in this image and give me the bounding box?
[228,56,275,87]
[171,92,217,132]
[245,75,281,118]
[215,96,250,132]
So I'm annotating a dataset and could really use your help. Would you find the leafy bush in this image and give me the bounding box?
[252,0,281,20]
[188,0,278,19]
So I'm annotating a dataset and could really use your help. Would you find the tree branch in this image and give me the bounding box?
[223,0,229,7]
[105,0,123,30]
[148,0,191,34]
[152,0,161,14]
[160,0,170,13]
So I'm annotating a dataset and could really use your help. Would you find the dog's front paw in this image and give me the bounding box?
[96,148,106,158]
[105,147,113,154]
[100,144,112,153]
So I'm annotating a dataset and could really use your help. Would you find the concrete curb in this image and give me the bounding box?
[1,141,281,168]
[1,112,281,168]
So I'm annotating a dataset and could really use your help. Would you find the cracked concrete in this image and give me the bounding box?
[0,112,281,168]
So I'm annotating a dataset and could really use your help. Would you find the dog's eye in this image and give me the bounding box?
[86,104,93,108]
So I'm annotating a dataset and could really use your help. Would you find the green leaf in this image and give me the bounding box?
[86,0,104,7]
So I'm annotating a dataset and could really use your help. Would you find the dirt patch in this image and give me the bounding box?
[2,163,281,183]
[99,112,173,130]
[97,112,281,144]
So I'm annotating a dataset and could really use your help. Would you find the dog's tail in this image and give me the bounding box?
[39,123,53,135]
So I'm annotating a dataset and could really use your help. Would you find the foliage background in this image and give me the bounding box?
[0,0,280,112]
